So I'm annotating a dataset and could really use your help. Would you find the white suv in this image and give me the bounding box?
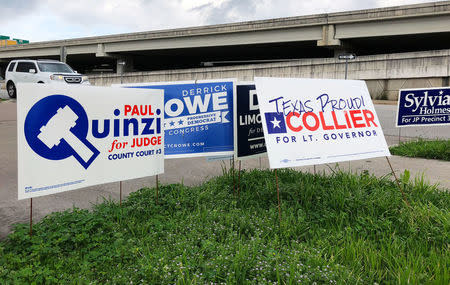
[5,59,89,98]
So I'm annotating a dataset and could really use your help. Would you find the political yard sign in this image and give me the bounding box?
[396,87,450,127]
[118,80,235,158]
[235,83,267,159]
[255,77,390,169]
[17,84,164,199]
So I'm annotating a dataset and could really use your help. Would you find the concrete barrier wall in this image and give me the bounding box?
[89,49,450,100]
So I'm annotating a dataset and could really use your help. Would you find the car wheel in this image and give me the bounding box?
[7,82,16,99]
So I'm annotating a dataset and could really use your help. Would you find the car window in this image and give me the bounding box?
[37,62,74,73]
[16,62,37,73]
[7,62,16,72]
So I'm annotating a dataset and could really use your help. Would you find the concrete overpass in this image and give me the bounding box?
[88,48,450,101]
[0,1,449,75]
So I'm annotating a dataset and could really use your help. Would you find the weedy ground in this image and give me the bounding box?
[390,139,450,161]
[0,168,448,284]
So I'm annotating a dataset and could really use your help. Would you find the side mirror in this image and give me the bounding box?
[29,69,36,73]
[74,70,77,73]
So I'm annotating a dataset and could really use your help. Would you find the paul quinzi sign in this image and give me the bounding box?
[256,77,390,169]
[100,105,163,159]
[37,105,99,168]
[18,84,164,200]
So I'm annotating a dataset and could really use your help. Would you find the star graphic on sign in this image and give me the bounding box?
[439,90,444,95]
[178,119,184,125]
[271,117,281,128]
[169,121,175,127]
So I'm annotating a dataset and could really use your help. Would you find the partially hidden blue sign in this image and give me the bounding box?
[235,83,267,159]
[120,80,235,158]
[397,87,450,127]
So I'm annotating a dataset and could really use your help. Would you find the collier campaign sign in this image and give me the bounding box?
[235,83,266,159]
[119,80,235,158]
[17,84,164,200]
[396,87,450,127]
[255,77,390,169]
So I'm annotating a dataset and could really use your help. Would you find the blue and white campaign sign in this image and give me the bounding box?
[255,77,390,169]
[396,87,450,127]
[117,80,235,158]
[17,84,164,200]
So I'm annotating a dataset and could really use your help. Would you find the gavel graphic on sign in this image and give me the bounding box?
[37,105,95,164]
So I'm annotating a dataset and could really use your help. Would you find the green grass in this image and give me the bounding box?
[0,169,448,284]
[390,139,450,161]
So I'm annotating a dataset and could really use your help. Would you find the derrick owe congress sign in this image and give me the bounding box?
[397,87,450,127]
[119,80,235,158]
[17,84,164,200]
[255,78,390,169]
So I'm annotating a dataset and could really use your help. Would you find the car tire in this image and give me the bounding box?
[7,82,16,99]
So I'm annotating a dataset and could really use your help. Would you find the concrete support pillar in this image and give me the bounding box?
[96,43,108,57]
[60,46,67,63]
[95,44,135,75]
[317,24,355,59]
[317,25,341,47]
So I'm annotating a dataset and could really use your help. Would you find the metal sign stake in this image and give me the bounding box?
[345,58,348,79]
[338,53,356,80]
[237,160,242,196]
[385,157,410,207]
[29,198,33,236]
[232,158,236,195]
[156,175,159,205]
[119,181,122,207]
[275,169,282,223]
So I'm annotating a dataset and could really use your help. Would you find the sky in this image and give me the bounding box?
[0,0,446,42]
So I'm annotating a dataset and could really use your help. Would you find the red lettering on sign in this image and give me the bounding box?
[363,110,378,127]
[349,110,366,128]
[124,105,132,116]
[286,112,302,132]
[319,112,334,130]
[332,111,347,129]
[285,109,376,132]
[125,105,155,116]
[131,136,162,148]
[302,112,320,131]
